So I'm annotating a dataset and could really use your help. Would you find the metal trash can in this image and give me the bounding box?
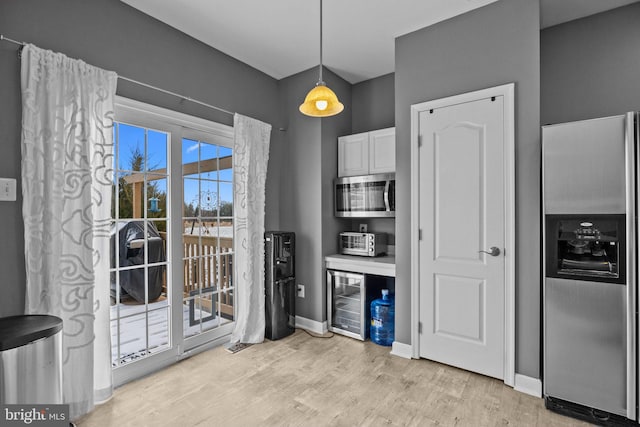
[0,315,63,404]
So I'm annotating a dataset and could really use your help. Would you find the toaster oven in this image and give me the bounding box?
[339,232,387,257]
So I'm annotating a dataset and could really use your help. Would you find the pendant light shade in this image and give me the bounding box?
[299,82,344,117]
[299,0,344,117]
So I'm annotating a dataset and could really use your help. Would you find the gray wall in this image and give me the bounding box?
[395,0,541,377]
[352,73,395,134]
[321,72,355,319]
[0,0,283,317]
[278,67,351,322]
[349,73,396,244]
[541,3,640,124]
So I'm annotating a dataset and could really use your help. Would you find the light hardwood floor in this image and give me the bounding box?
[77,330,588,426]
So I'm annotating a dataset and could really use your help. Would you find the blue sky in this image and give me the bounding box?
[115,123,233,216]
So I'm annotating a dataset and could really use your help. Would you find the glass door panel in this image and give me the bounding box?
[110,122,171,368]
[182,139,234,345]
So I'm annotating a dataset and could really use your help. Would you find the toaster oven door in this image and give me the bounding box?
[339,233,369,256]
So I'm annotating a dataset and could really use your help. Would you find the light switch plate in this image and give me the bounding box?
[0,178,17,201]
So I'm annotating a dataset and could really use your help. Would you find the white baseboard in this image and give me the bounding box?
[295,316,328,335]
[514,373,542,398]
[390,341,413,359]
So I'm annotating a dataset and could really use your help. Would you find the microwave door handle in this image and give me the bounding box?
[343,184,350,213]
[384,180,390,211]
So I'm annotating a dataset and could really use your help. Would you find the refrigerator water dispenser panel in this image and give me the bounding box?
[545,214,625,284]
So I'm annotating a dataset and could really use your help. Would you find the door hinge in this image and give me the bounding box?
[418,229,422,240]
[418,134,423,147]
[418,322,423,334]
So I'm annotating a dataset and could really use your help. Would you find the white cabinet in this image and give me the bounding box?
[368,127,396,174]
[338,132,369,177]
[338,127,395,177]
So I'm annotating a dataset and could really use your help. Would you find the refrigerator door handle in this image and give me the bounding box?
[625,111,637,420]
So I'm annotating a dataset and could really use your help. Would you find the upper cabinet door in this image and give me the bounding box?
[338,128,396,177]
[338,132,369,177]
[368,127,396,174]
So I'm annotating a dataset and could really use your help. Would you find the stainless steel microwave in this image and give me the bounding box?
[334,173,395,217]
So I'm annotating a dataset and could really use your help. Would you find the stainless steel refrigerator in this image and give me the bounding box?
[542,112,638,422]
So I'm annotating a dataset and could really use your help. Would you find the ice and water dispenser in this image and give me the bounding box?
[545,215,624,284]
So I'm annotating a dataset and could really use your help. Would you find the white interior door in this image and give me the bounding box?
[418,95,506,379]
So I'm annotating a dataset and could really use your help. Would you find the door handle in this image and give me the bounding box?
[478,247,501,257]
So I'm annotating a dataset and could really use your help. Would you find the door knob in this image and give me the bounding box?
[478,247,501,257]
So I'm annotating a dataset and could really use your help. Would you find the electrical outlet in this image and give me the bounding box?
[297,284,305,298]
[359,223,367,233]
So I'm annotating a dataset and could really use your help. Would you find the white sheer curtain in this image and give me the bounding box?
[21,44,117,419]
[230,113,272,344]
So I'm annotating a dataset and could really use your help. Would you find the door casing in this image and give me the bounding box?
[410,83,516,387]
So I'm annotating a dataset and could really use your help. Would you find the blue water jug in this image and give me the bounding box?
[370,289,394,346]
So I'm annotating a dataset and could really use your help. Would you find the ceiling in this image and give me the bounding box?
[121,0,640,84]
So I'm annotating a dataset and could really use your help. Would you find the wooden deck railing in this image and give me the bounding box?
[182,234,234,319]
[156,232,234,320]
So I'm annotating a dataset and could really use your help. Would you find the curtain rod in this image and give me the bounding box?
[0,34,235,118]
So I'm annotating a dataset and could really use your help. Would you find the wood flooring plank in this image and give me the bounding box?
[77,330,592,427]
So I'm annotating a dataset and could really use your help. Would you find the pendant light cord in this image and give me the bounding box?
[318,0,324,84]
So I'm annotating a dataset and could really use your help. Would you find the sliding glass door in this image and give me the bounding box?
[181,133,235,350]
[111,97,234,385]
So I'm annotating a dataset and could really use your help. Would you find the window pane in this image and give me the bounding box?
[219,218,233,253]
[182,139,199,178]
[118,123,145,172]
[147,130,168,171]
[219,290,234,322]
[200,292,219,332]
[199,180,218,217]
[219,182,233,218]
[200,143,218,181]
[151,219,167,238]
[111,312,147,366]
[200,252,217,291]
[183,178,199,216]
[117,173,145,219]
[219,244,233,288]
[148,306,170,355]
[219,146,233,182]
[114,219,144,259]
[147,176,167,219]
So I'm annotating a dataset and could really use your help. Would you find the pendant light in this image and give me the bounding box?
[299,0,344,117]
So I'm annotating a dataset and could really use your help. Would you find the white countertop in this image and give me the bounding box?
[325,254,396,277]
